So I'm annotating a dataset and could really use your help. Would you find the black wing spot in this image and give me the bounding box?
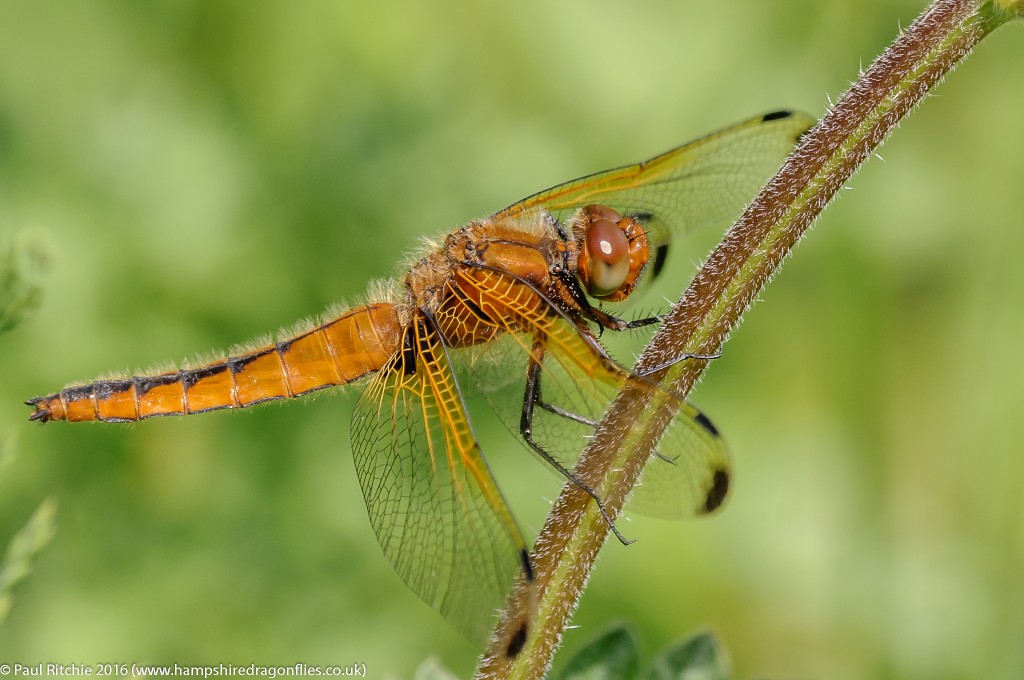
[702,468,730,513]
[506,622,528,658]
[761,110,793,122]
[694,411,720,437]
[520,549,535,582]
[651,244,670,279]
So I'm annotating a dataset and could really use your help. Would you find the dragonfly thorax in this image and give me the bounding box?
[404,247,452,313]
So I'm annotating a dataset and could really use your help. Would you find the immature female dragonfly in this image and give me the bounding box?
[27,110,812,654]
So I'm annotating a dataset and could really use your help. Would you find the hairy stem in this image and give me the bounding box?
[476,1,1023,677]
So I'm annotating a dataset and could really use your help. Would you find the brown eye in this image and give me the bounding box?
[583,217,630,297]
[572,204,650,302]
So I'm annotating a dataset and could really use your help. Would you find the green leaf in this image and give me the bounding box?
[0,231,49,335]
[0,496,58,623]
[556,624,640,680]
[647,632,729,680]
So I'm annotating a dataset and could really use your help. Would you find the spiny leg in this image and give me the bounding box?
[538,400,597,427]
[519,334,634,546]
[594,307,724,372]
[622,312,665,330]
[632,349,723,378]
[592,309,722,376]
[586,306,664,333]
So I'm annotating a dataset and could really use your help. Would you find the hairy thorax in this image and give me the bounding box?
[405,215,579,349]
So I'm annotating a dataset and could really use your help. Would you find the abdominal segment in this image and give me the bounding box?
[27,303,403,423]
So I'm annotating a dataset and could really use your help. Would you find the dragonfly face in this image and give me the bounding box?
[26,110,814,655]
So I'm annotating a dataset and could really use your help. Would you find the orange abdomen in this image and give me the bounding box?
[27,303,403,423]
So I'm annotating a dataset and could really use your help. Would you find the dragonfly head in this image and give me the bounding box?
[573,204,650,302]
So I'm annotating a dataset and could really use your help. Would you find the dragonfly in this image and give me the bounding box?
[27,110,813,656]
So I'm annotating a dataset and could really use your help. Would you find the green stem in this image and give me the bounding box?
[476,1,1022,677]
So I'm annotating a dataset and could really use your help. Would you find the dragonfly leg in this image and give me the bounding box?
[651,448,678,463]
[633,349,723,378]
[520,337,634,546]
[587,306,665,332]
[537,400,598,427]
[533,381,679,466]
[534,389,688,465]
[623,313,664,329]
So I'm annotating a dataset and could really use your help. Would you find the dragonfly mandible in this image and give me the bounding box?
[27,110,813,656]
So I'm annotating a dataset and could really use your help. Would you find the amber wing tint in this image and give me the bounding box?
[494,111,814,252]
[350,315,533,646]
[452,265,732,519]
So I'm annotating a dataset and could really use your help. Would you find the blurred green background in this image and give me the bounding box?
[1,1,1022,678]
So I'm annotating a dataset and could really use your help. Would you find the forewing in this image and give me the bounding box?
[455,266,731,519]
[493,111,814,250]
[350,318,529,645]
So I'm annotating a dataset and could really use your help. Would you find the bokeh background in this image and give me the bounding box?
[1,1,1022,678]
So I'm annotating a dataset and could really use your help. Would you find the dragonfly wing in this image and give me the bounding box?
[457,329,607,476]
[626,400,731,519]
[494,111,814,252]
[453,266,731,519]
[350,315,530,646]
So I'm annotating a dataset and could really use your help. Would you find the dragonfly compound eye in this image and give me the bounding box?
[575,204,650,301]
[583,217,630,297]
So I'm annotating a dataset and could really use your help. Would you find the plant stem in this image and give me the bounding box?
[476,1,1022,677]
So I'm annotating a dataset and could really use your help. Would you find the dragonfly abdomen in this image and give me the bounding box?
[27,303,403,423]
